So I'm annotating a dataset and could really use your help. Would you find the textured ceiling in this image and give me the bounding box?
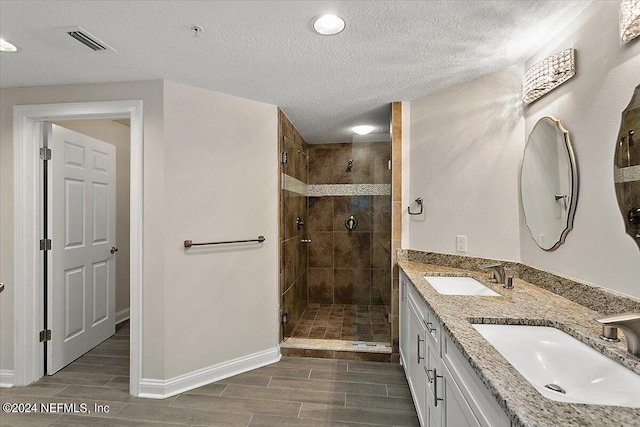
[0,1,592,143]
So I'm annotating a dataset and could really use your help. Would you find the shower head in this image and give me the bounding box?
[297,149,307,157]
[347,159,353,171]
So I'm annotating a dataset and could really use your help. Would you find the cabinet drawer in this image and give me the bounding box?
[442,335,510,427]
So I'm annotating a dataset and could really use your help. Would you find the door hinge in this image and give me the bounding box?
[40,148,51,160]
[39,329,51,342]
[281,152,288,165]
[40,239,52,251]
[282,312,288,325]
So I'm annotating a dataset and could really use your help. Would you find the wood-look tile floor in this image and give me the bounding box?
[1,321,418,426]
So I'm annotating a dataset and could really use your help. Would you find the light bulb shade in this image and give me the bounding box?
[313,15,345,35]
[620,0,640,43]
[522,48,576,105]
[352,125,375,135]
[0,38,18,52]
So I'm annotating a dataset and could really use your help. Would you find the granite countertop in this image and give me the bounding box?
[397,259,640,427]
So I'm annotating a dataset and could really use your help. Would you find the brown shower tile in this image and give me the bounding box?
[308,148,334,184]
[371,269,391,307]
[328,319,343,328]
[316,308,331,317]
[374,334,391,343]
[334,269,371,305]
[308,197,334,231]
[309,327,327,339]
[283,237,299,288]
[370,313,387,324]
[372,324,390,334]
[292,326,311,338]
[333,145,371,184]
[372,196,391,233]
[372,234,391,270]
[370,288,384,306]
[284,191,304,240]
[333,196,372,232]
[344,306,357,316]
[371,144,392,184]
[333,232,372,269]
[325,326,342,335]
[298,319,313,327]
[308,268,333,304]
[308,232,333,268]
[355,334,375,342]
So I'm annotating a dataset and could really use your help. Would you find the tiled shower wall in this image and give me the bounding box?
[307,142,391,308]
[279,110,308,338]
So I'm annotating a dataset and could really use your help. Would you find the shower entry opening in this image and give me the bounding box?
[279,124,392,356]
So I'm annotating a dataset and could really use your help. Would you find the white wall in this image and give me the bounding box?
[521,1,640,298]
[52,120,131,319]
[162,80,279,379]
[408,66,524,261]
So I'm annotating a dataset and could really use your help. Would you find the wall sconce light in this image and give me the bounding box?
[522,48,576,105]
[620,0,640,43]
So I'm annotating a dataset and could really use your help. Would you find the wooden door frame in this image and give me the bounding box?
[13,101,143,396]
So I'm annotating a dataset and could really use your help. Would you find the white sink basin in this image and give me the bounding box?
[425,276,501,296]
[472,324,640,407]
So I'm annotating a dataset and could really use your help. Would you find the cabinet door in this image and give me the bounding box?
[407,296,427,426]
[400,273,410,367]
[425,339,443,427]
[441,364,482,427]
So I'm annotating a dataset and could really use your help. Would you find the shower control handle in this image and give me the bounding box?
[345,215,358,231]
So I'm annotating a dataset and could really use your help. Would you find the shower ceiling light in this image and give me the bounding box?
[0,38,19,52]
[620,0,640,43]
[353,125,375,135]
[313,14,345,35]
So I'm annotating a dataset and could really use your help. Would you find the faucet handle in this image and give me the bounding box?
[595,312,640,325]
[480,262,503,269]
[595,312,640,356]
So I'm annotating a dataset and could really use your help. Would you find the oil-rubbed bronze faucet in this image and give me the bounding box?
[596,312,640,357]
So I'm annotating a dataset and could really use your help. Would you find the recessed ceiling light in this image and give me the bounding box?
[313,14,345,35]
[353,125,375,135]
[0,38,19,53]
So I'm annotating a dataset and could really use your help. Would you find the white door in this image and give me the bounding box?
[47,124,117,374]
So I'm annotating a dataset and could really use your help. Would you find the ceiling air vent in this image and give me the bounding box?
[60,27,116,52]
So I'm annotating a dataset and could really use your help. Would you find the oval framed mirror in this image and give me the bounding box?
[521,116,578,250]
[614,84,640,250]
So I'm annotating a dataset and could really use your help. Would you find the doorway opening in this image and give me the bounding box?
[42,119,131,377]
[13,101,143,396]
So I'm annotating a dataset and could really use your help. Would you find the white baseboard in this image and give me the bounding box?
[138,346,281,399]
[116,308,130,324]
[0,370,14,388]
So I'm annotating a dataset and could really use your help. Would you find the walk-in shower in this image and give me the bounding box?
[280,122,392,351]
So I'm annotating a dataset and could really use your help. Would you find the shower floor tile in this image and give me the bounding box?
[291,304,390,343]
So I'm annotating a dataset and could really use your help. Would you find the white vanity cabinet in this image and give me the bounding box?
[399,272,511,427]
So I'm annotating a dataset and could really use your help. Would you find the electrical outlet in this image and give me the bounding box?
[456,235,467,253]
